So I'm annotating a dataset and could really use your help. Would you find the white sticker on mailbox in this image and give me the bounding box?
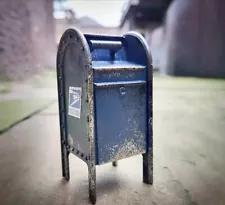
[68,86,82,119]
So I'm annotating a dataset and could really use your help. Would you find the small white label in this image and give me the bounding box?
[68,86,82,118]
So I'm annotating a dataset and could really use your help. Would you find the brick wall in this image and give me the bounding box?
[55,19,122,44]
[163,0,225,78]
[0,0,56,81]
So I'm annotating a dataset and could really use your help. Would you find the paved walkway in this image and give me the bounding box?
[0,101,225,205]
[0,78,58,133]
[0,83,57,101]
[1,77,225,205]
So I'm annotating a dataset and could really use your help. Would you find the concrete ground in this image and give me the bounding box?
[0,71,57,132]
[0,77,225,205]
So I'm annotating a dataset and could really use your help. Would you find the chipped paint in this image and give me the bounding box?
[88,69,96,204]
[57,29,74,181]
[94,69,143,83]
[57,28,96,203]
[109,139,145,162]
[94,80,146,87]
[93,64,145,71]
[143,148,153,184]
[68,134,74,146]
[98,118,146,164]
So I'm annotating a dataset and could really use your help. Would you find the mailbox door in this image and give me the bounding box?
[94,81,147,165]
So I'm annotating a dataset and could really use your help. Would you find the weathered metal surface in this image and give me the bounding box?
[57,28,96,203]
[123,31,153,184]
[56,28,153,204]
[94,80,146,87]
[94,84,147,165]
[93,63,145,83]
[87,59,96,204]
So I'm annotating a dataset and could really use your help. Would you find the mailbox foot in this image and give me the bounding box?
[143,149,153,184]
[112,161,118,167]
[88,165,96,204]
[61,144,70,180]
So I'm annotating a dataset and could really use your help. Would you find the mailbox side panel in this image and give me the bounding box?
[57,29,92,162]
[124,32,153,184]
[124,32,153,153]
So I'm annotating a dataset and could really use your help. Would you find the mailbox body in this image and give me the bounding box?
[57,28,152,203]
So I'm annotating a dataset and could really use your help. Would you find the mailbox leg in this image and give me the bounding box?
[112,161,118,167]
[88,164,96,204]
[143,148,153,184]
[61,143,70,180]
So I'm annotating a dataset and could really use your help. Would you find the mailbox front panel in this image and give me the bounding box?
[84,33,152,166]
[94,81,147,165]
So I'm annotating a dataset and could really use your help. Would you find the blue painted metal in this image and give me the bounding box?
[56,28,153,204]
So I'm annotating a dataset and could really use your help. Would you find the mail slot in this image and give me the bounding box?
[56,28,153,204]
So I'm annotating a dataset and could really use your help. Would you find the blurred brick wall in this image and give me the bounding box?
[55,19,121,44]
[163,0,225,78]
[0,0,56,80]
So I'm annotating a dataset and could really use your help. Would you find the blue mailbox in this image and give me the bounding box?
[56,28,153,204]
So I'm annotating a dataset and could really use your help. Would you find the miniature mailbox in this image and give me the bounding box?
[56,28,153,204]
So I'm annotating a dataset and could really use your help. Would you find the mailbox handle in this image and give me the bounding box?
[94,80,146,87]
[90,40,122,53]
[85,33,124,42]
[85,34,125,62]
